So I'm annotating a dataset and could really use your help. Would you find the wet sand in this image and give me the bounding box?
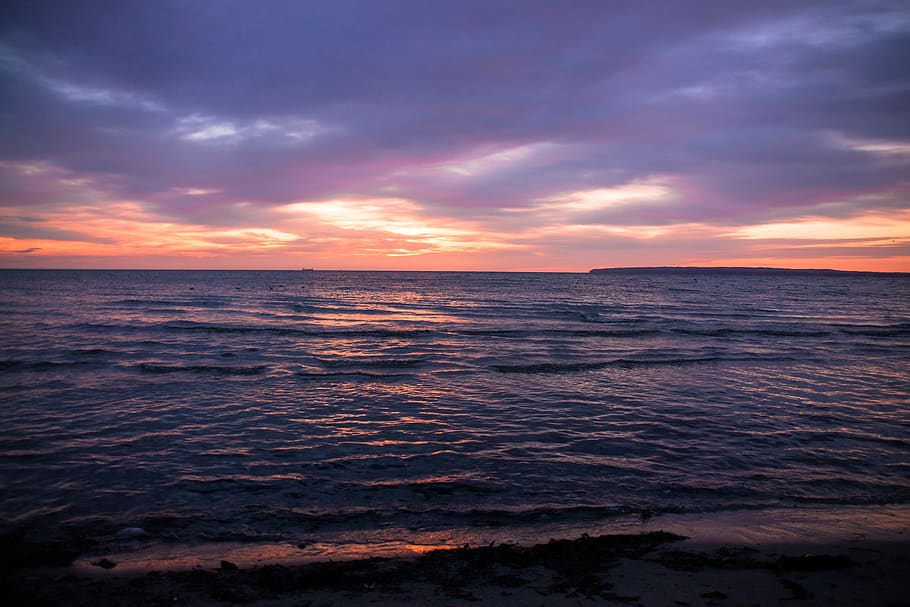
[5,538,909,606]
[4,510,910,607]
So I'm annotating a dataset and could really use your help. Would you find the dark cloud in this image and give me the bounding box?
[0,216,117,243]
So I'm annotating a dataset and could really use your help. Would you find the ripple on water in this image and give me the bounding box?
[0,269,908,554]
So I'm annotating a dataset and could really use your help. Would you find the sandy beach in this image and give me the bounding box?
[4,507,909,606]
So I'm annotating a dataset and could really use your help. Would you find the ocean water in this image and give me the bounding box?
[1,269,908,561]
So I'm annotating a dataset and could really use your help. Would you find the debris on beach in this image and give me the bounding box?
[115,527,147,539]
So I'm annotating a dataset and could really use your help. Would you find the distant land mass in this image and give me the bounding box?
[589,266,908,276]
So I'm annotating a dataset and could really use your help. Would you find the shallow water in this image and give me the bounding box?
[1,269,908,557]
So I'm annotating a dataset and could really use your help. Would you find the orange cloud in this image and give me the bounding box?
[277,197,521,257]
[1,188,907,271]
[729,211,910,242]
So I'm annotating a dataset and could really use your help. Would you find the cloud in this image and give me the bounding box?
[0,0,907,269]
[173,114,331,145]
[730,211,910,241]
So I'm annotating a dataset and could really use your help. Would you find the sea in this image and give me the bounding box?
[1,269,909,566]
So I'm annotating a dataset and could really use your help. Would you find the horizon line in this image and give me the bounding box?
[2,265,909,275]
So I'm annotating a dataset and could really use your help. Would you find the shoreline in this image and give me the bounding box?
[4,504,909,605]
[70,503,910,573]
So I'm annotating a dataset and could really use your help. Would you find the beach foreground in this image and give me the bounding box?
[5,525,909,607]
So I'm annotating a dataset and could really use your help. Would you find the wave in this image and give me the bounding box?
[491,357,723,374]
[137,363,267,376]
[453,329,528,337]
[850,343,910,354]
[67,348,111,356]
[297,371,413,381]
[316,358,426,369]
[160,321,436,339]
[578,312,653,324]
[172,502,641,529]
[838,323,910,337]
[553,329,661,338]
[114,298,185,307]
[672,327,830,337]
[0,359,100,372]
[450,328,661,339]
[359,478,503,499]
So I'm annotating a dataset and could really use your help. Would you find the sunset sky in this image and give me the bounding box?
[1,0,908,271]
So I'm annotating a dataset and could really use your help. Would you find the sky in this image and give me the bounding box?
[0,0,908,272]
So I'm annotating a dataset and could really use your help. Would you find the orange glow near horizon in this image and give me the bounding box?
[730,211,910,242]
[1,195,908,272]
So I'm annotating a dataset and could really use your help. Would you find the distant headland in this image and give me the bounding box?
[589,266,908,276]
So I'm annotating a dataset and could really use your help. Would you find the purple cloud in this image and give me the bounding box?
[0,0,907,268]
